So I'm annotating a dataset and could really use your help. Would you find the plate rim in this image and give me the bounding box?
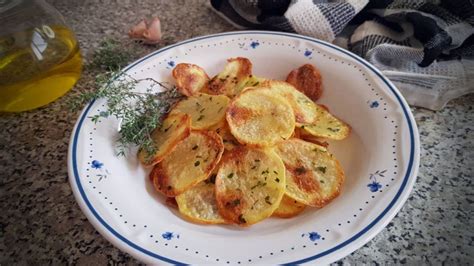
[68,30,420,264]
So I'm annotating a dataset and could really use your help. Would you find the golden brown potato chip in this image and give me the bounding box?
[169,93,230,130]
[235,75,266,92]
[172,63,210,96]
[208,57,252,97]
[286,64,323,101]
[226,88,295,147]
[208,120,240,151]
[215,147,286,226]
[275,138,344,208]
[297,128,329,147]
[176,179,226,224]
[272,195,306,218]
[264,80,318,125]
[151,130,224,197]
[299,104,351,140]
[138,113,191,166]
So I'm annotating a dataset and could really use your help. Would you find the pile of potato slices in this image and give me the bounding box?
[139,57,351,226]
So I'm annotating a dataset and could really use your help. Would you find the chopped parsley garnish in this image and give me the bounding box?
[197,114,205,121]
[265,196,272,205]
[251,181,266,190]
[194,161,200,166]
[317,166,327,173]
[192,145,198,150]
[227,173,234,179]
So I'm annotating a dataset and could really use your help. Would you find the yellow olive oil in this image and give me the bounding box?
[0,25,82,112]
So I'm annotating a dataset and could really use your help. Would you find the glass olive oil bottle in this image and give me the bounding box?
[0,0,82,112]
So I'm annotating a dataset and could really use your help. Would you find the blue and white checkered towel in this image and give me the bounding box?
[210,0,474,110]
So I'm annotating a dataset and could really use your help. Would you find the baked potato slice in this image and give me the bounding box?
[286,64,323,101]
[169,93,230,130]
[299,105,350,140]
[176,178,226,224]
[138,113,191,166]
[209,120,239,151]
[272,195,306,218]
[235,75,266,93]
[172,63,210,96]
[151,130,224,197]
[208,57,252,97]
[226,87,295,147]
[275,138,344,208]
[296,128,329,147]
[264,80,318,125]
[215,147,286,226]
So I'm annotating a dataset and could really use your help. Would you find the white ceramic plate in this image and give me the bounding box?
[68,31,420,264]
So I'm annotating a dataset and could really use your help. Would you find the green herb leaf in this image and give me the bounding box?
[317,166,327,174]
[265,196,272,205]
[90,38,133,71]
[70,70,183,158]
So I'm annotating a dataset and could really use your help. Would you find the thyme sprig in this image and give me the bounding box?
[71,70,183,157]
[90,39,134,71]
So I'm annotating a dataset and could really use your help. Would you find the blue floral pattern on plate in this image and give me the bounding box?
[369,101,379,108]
[90,160,110,182]
[250,41,259,49]
[302,232,322,241]
[367,170,386,192]
[167,61,175,69]
[162,232,180,240]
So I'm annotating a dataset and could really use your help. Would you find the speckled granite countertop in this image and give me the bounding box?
[1,0,473,264]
